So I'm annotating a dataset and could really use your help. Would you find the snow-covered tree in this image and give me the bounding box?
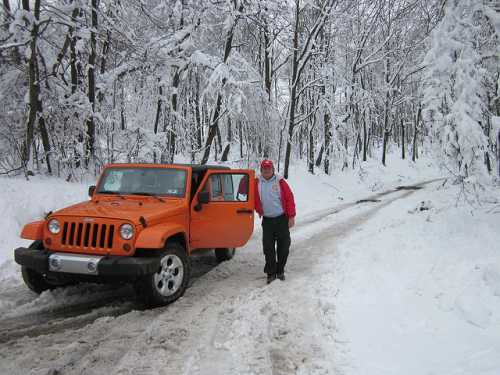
[1,0,495,180]
[423,0,499,181]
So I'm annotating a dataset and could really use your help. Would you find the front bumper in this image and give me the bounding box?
[14,247,160,279]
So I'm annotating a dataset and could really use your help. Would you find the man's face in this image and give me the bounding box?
[261,166,274,180]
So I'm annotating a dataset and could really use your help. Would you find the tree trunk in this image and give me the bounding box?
[69,9,82,168]
[412,105,421,162]
[201,93,223,164]
[23,0,51,173]
[362,112,367,162]
[382,56,391,167]
[323,96,332,174]
[497,130,500,177]
[352,132,361,169]
[238,120,243,158]
[227,117,232,142]
[308,126,314,174]
[100,29,111,75]
[485,151,491,174]
[263,21,272,100]
[121,105,126,131]
[195,70,202,152]
[315,145,324,167]
[401,119,405,160]
[169,67,182,163]
[278,126,284,173]
[368,123,373,158]
[38,115,52,173]
[382,129,389,166]
[153,81,162,134]
[70,19,79,95]
[85,0,98,167]
[221,144,230,162]
[284,0,300,179]
[216,119,222,153]
[23,16,37,167]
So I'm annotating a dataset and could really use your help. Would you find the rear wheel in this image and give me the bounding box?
[214,248,235,262]
[135,243,190,307]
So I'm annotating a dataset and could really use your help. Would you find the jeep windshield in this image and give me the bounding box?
[96,167,187,198]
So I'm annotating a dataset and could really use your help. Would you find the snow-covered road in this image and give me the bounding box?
[0,182,432,375]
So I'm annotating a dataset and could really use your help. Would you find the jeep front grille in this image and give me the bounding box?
[61,221,115,249]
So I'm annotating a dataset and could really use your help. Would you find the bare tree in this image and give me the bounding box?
[283,0,336,179]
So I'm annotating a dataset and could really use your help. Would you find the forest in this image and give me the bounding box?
[1,0,499,181]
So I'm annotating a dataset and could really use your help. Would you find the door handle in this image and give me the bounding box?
[236,209,253,214]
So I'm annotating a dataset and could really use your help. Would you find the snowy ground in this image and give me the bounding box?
[1,155,499,375]
[333,185,500,375]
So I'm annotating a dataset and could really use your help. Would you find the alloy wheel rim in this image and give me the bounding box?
[153,254,184,297]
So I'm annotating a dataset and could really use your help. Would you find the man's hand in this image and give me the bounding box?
[288,217,295,228]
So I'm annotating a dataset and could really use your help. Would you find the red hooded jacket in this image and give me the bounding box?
[254,176,296,218]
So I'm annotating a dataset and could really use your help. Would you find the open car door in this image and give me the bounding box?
[190,170,254,249]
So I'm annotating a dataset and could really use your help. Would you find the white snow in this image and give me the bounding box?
[332,183,500,375]
[0,176,89,282]
[1,154,499,375]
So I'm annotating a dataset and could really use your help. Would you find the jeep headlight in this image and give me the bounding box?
[120,223,134,240]
[48,219,61,234]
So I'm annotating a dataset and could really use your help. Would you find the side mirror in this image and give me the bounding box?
[194,191,210,211]
[88,185,96,197]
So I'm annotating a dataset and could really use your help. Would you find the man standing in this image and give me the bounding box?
[254,159,296,284]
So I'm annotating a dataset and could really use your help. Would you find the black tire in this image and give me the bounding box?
[29,240,43,250]
[214,248,235,262]
[21,266,54,294]
[135,243,191,307]
[21,240,54,294]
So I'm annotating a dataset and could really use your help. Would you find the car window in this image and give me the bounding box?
[201,173,249,202]
[210,175,224,201]
[222,175,234,201]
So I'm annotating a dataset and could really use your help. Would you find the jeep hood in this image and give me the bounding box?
[53,198,186,225]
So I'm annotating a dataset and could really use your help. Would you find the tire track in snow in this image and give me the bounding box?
[0,252,220,344]
[297,177,441,227]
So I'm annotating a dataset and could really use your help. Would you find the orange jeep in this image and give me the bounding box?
[14,164,255,306]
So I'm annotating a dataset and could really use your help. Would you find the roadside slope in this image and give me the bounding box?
[332,182,500,375]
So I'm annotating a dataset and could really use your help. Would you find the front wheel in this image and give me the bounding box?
[214,248,235,262]
[135,243,190,307]
[21,266,54,294]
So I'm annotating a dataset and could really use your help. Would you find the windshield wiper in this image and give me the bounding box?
[129,192,165,202]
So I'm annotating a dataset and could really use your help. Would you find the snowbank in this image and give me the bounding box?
[0,176,88,281]
[332,182,500,374]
